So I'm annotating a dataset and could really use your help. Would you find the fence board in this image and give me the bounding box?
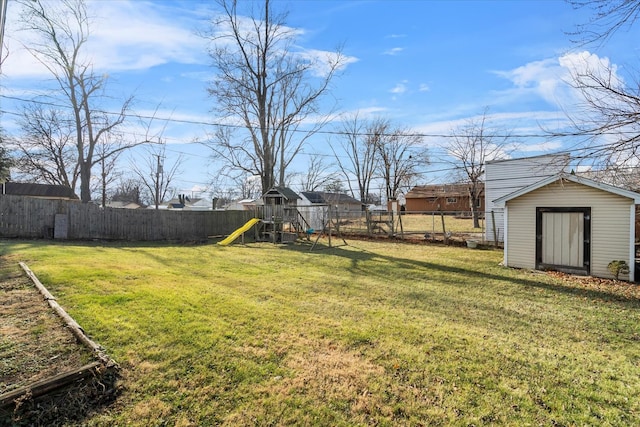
[0,195,252,241]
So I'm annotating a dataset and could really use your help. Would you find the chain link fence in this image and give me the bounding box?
[326,210,488,246]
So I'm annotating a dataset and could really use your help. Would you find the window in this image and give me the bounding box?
[446,197,457,204]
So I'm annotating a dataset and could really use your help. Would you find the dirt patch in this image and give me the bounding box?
[226,334,388,424]
[0,258,119,426]
[0,264,94,395]
[545,270,640,301]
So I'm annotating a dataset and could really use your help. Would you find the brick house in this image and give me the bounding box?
[404,183,484,213]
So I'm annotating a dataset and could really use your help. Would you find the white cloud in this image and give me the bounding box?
[3,0,357,81]
[390,80,408,94]
[419,83,430,92]
[298,49,359,77]
[517,140,564,152]
[383,47,404,56]
[492,50,623,110]
[492,58,567,107]
[335,106,388,121]
[3,0,208,79]
[413,110,570,153]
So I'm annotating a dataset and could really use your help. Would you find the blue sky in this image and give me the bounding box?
[2,0,639,199]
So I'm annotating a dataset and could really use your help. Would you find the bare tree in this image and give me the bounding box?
[17,0,137,202]
[567,0,640,46]
[110,178,146,206]
[550,54,640,172]
[442,109,510,228]
[296,154,338,192]
[233,172,261,199]
[331,114,379,206]
[0,131,12,183]
[13,103,79,191]
[131,143,184,209]
[550,1,640,182]
[374,121,428,203]
[203,0,345,194]
[324,177,346,194]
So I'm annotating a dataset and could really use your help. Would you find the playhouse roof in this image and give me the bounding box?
[262,186,300,200]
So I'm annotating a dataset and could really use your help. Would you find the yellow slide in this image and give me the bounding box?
[217,218,261,246]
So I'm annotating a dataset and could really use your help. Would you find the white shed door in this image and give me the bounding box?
[541,212,584,267]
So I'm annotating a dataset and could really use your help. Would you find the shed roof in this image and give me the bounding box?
[301,191,361,205]
[2,182,78,199]
[493,173,640,207]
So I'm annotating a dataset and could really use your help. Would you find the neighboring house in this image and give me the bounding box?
[494,173,640,281]
[1,182,78,200]
[105,201,142,209]
[163,196,213,211]
[404,183,484,213]
[485,153,570,243]
[298,191,363,230]
[301,191,362,214]
[224,198,256,211]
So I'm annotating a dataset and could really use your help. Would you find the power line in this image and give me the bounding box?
[4,93,636,140]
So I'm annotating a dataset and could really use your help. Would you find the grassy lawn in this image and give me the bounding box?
[2,238,639,426]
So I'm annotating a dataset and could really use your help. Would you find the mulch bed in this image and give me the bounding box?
[545,270,640,302]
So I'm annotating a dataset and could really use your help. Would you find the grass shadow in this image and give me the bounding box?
[283,239,640,308]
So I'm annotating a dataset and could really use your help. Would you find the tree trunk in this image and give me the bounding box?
[469,191,480,228]
[80,161,92,203]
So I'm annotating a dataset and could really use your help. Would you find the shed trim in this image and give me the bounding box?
[535,207,591,275]
[630,204,636,282]
[493,173,640,207]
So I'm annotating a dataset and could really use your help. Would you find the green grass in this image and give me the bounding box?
[2,239,639,426]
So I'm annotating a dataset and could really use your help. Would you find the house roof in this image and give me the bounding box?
[406,183,483,199]
[262,186,300,200]
[106,201,142,209]
[493,173,640,207]
[2,182,78,199]
[485,152,570,165]
[301,191,361,205]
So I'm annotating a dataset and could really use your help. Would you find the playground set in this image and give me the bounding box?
[217,186,346,249]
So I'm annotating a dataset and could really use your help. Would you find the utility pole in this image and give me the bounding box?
[154,154,163,209]
[101,156,107,208]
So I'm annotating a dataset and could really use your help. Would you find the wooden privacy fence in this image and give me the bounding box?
[0,195,253,241]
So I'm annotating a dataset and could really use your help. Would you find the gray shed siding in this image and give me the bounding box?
[505,180,633,280]
[485,154,568,242]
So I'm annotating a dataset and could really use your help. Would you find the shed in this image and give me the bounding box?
[494,173,640,281]
[485,153,569,243]
[298,191,362,230]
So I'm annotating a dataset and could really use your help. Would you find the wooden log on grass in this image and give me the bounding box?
[19,262,112,366]
[0,361,103,409]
